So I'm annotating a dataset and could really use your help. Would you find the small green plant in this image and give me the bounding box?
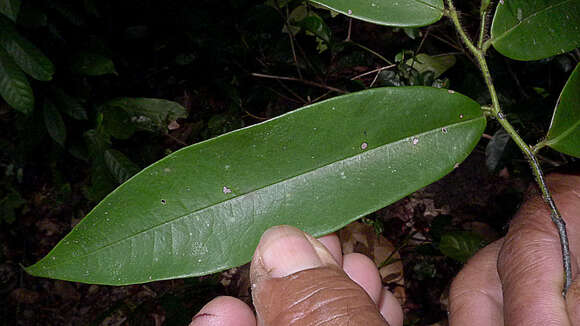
[0,0,188,204]
[25,0,579,297]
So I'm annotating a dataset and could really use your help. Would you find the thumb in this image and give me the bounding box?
[250,225,388,326]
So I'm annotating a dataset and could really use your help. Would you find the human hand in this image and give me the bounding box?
[190,225,404,326]
[449,173,580,325]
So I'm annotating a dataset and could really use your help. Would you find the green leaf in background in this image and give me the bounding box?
[439,231,485,263]
[48,0,86,27]
[0,189,26,224]
[25,87,485,285]
[83,0,100,18]
[298,15,332,43]
[0,46,33,114]
[83,129,117,202]
[100,98,187,134]
[480,0,491,14]
[309,0,444,27]
[43,100,66,146]
[0,0,21,21]
[50,87,88,120]
[406,53,456,78]
[485,128,511,172]
[70,51,116,76]
[101,107,136,139]
[0,15,55,81]
[490,0,580,61]
[543,63,580,158]
[104,149,140,184]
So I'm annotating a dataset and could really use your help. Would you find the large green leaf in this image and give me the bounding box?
[543,63,580,157]
[25,87,485,285]
[490,0,580,61]
[0,46,33,114]
[309,0,444,27]
[0,15,55,81]
[0,0,21,21]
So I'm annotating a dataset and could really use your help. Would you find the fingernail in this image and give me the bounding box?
[257,226,323,278]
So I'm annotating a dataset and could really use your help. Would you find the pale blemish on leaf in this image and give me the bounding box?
[223,186,232,194]
[361,142,368,150]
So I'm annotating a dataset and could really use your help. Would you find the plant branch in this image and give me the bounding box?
[251,73,348,94]
[478,9,488,49]
[351,64,397,80]
[275,0,303,80]
[348,41,394,65]
[447,0,573,296]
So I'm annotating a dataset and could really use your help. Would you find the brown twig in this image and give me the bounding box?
[244,110,268,121]
[252,73,348,94]
[351,64,397,80]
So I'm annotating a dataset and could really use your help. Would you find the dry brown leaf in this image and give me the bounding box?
[338,222,406,304]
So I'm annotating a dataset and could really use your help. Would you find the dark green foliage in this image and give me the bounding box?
[439,231,486,263]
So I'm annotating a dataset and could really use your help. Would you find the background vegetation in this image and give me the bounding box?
[1,0,578,324]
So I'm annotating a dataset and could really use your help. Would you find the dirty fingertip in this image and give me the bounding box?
[251,225,337,281]
[379,290,404,326]
[190,296,255,326]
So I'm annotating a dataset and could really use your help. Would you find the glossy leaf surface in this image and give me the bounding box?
[309,0,444,27]
[0,0,21,21]
[0,15,54,80]
[26,87,485,285]
[0,46,33,114]
[544,63,580,157]
[491,0,580,61]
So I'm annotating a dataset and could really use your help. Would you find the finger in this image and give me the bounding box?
[343,253,383,304]
[565,277,580,324]
[498,174,580,326]
[317,233,343,265]
[379,289,404,326]
[448,239,504,326]
[189,296,256,326]
[250,225,388,326]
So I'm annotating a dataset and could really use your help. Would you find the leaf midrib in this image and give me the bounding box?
[36,117,483,271]
[492,0,573,44]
